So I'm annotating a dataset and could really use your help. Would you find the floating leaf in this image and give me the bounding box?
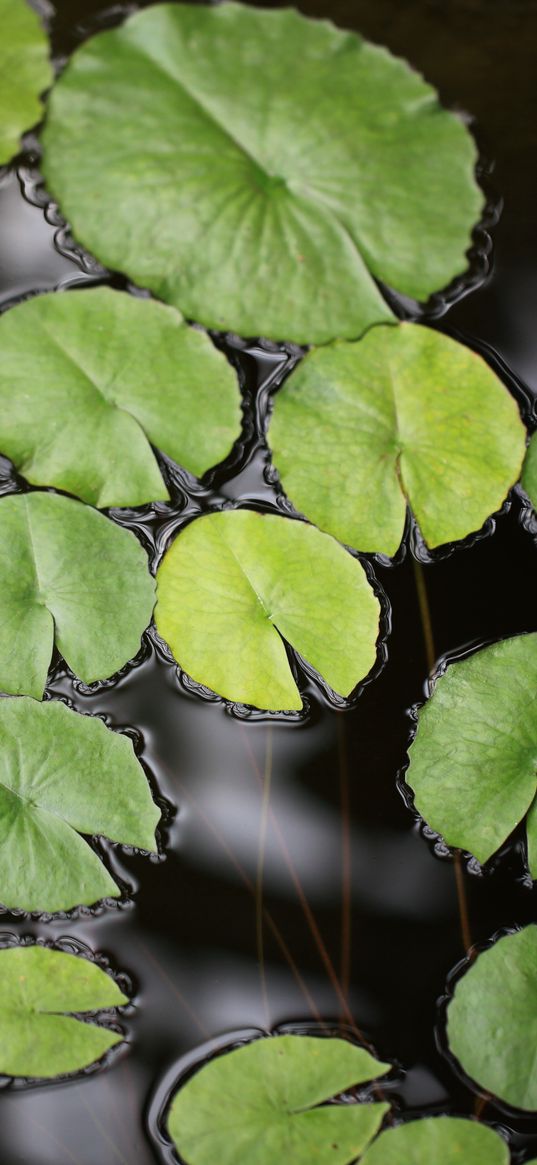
[359,1116,508,1164]
[522,433,537,511]
[168,1034,390,1165]
[155,510,381,711]
[0,0,52,165]
[0,944,127,1078]
[0,491,155,698]
[41,3,483,345]
[405,634,537,868]
[0,696,159,913]
[447,927,537,1110]
[269,323,526,556]
[0,287,241,508]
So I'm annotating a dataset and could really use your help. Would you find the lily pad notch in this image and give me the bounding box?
[41,2,484,344]
[154,509,383,711]
[167,1033,392,1165]
[268,323,526,557]
[0,943,129,1080]
[0,287,242,508]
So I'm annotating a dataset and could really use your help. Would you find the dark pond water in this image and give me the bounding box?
[1,0,537,1162]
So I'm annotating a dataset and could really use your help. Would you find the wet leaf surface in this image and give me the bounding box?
[447,927,537,1110]
[0,697,159,912]
[0,287,241,507]
[42,3,482,343]
[155,509,381,710]
[168,1034,390,1165]
[0,0,52,165]
[359,1116,509,1163]
[0,944,127,1078]
[405,634,537,867]
[0,491,155,698]
[269,323,526,555]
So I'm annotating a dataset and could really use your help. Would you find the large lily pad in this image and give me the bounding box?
[0,287,241,507]
[269,323,526,556]
[447,926,537,1110]
[168,1034,390,1165]
[405,634,537,869]
[359,1117,508,1164]
[0,696,159,913]
[0,491,155,698]
[41,3,483,345]
[522,432,537,510]
[155,510,381,711]
[0,0,52,165]
[0,944,127,1078]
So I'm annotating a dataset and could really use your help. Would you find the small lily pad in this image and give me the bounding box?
[42,3,483,344]
[269,323,526,556]
[447,927,537,1110]
[0,944,127,1079]
[0,490,155,698]
[0,0,52,165]
[522,432,537,510]
[155,510,381,710]
[405,634,537,868]
[359,1116,508,1164]
[0,696,159,913]
[0,287,241,508]
[168,1034,391,1165]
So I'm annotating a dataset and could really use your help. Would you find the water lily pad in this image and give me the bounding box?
[0,944,127,1078]
[0,491,155,698]
[155,510,381,711]
[168,1034,390,1165]
[0,696,159,913]
[0,287,241,507]
[269,323,526,556]
[0,0,52,165]
[359,1116,508,1164]
[41,3,483,344]
[405,634,537,868]
[522,432,537,510]
[447,926,537,1110]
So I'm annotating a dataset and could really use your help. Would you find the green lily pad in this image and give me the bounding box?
[522,432,537,510]
[405,634,537,868]
[0,696,159,913]
[155,510,381,711]
[0,0,52,165]
[359,1117,508,1164]
[447,926,537,1110]
[0,287,241,508]
[0,944,127,1078]
[0,490,155,698]
[41,3,483,345]
[269,323,526,556]
[168,1034,391,1165]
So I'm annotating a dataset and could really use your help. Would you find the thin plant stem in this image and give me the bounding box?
[136,939,210,1039]
[78,1092,130,1165]
[240,727,362,1038]
[337,713,352,1007]
[255,725,273,1027]
[155,752,324,1026]
[412,556,473,952]
[27,1117,83,1165]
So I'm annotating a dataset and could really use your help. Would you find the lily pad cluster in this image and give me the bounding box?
[0,1,534,1160]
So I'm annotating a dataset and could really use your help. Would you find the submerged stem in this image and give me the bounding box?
[337,713,352,1009]
[412,556,473,952]
[256,725,273,1027]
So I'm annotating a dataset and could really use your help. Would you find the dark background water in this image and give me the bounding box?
[0,1,537,1162]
